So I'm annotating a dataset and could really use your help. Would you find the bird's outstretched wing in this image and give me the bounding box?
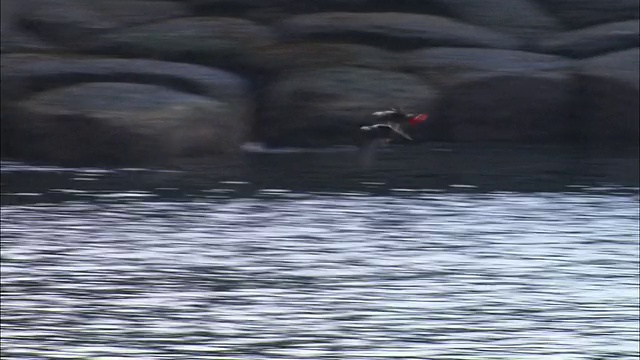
[372,109,397,117]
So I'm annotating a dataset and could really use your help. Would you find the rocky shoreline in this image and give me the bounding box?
[1,0,638,164]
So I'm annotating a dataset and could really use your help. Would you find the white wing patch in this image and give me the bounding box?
[372,110,397,117]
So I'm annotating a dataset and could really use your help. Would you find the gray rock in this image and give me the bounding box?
[20,0,189,46]
[574,48,639,143]
[260,66,435,146]
[1,56,253,162]
[402,47,572,88]
[1,55,250,103]
[0,30,60,54]
[536,0,639,29]
[5,83,246,164]
[428,0,563,41]
[401,48,574,142]
[537,20,640,58]
[277,12,522,50]
[93,17,277,70]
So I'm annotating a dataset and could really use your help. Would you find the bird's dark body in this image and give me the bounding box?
[372,111,408,124]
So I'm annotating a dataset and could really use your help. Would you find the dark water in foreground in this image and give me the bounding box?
[1,144,639,360]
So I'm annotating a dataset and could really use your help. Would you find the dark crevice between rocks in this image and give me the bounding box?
[17,14,190,51]
[17,17,99,48]
[9,19,63,50]
[283,0,452,16]
[188,1,268,18]
[534,0,640,30]
[82,45,267,82]
[190,0,452,22]
[280,32,468,52]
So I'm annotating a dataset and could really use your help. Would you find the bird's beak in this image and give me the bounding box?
[408,113,428,126]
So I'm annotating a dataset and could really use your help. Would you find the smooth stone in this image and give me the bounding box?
[5,83,246,163]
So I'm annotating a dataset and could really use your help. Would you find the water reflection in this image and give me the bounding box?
[1,144,639,359]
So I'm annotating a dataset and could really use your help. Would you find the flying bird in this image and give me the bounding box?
[358,107,429,167]
[360,107,428,142]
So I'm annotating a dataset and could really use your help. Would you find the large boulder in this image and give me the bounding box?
[277,12,522,50]
[535,0,640,29]
[428,0,563,42]
[4,83,245,164]
[18,0,189,47]
[537,20,640,58]
[1,55,250,104]
[401,47,574,141]
[259,66,435,146]
[1,56,253,163]
[574,48,639,143]
[402,47,572,87]
[92,17,277,71]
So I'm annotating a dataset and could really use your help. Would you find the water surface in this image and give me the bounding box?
[2,144,639,359]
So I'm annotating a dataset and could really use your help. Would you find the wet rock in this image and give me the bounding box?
[536,0,639,29]
[277,12,522,50]
[4,83,246,164]
[92,17,277,71]
[260,66,435,146]
[574,48,639,143]
[428,0,563,42]
[20,0,189,47]
[401,47,574,142]
[537,20,640,58]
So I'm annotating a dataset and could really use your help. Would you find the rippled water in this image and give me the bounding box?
[2,144,639,359]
